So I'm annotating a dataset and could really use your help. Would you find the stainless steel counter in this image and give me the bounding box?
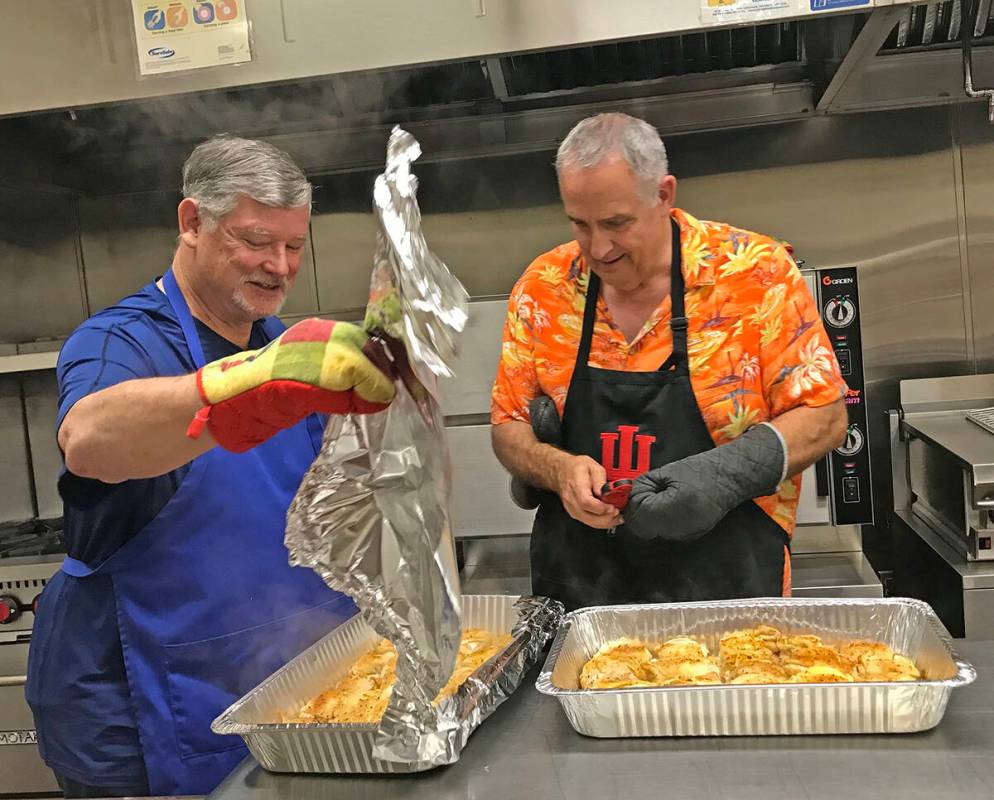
[209,639,994,800]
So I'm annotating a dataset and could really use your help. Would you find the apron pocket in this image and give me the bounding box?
[164,595,356,759]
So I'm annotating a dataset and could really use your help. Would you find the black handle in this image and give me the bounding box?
[815,457,830,498]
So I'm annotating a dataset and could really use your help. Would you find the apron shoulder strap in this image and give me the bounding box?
[660,217,689,373]
[576,263,600,368]
[162,269,207,368]
[258,316,286,343]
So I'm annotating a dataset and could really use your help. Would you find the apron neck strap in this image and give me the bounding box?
[577,259,599,367]
[258,316,285,341]
[660,216,688,370]
[162,268,207,369]
[576,216,688,370]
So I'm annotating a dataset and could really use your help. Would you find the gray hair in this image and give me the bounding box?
[182,134,312,226]
[556,113,669,202]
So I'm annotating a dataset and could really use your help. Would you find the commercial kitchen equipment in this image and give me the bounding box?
[791,265,881,597]
[0,520,63,796]
[891,372,994,639]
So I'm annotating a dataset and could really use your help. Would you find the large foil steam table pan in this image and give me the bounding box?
[536,597,975,737]
[212,594,561,773]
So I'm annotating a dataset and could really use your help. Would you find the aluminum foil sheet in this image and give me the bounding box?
[363,128,468,388]
[282,126,471,766]
[211,595,563,774]
[537,598,976,737]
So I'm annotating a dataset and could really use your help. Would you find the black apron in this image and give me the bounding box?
[530,218,789,611]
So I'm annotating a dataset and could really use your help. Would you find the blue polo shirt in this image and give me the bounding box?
[25,280,313,787]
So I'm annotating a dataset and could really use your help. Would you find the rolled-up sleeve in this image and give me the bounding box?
[56,319,158,431]
[490,280,541,425]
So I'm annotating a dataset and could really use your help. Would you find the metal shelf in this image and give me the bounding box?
[0,352,58,375]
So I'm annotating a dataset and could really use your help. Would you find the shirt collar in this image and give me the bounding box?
[672,207,716,290]
[574,207,717,295]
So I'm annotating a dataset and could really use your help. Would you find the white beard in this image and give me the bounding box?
[233,272,289,318]
[232,284,286,319]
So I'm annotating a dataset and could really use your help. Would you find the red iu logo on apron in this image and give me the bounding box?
[600,425,656,481]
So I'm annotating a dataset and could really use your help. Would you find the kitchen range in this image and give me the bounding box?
[0,522,62,796]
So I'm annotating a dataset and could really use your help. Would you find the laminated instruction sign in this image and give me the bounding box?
[701,0,797,24]
[131,1,252,76]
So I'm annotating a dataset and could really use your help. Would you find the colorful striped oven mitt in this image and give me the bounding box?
[188,318,396,453]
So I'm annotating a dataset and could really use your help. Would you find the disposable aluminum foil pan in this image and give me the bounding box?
[536,597,975,737]
[212,594,561,773]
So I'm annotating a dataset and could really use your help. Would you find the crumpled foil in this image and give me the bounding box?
[401,594,564,770]
[284,126,475,765]
[209,594,565,774]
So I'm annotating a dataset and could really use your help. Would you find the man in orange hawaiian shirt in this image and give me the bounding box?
[491,113,847,609]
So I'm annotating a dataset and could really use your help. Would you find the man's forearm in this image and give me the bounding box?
[769,398,848,478]
[59,374,215,483]
[491,420,570,492]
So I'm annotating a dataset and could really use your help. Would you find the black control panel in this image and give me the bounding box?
[816,267,873,525]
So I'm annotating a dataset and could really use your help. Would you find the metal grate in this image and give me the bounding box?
[343,62,493,113]
[0,578,47,592]
[881,0,994,50]
[498,23,802,96]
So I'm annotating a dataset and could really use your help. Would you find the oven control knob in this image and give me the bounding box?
[824,297,856,328]
[0,595,21,624]
[835,424,865,457]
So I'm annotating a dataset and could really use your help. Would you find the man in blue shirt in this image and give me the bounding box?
[26,135,393,797]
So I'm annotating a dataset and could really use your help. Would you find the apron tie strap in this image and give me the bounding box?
[61,556,95,578]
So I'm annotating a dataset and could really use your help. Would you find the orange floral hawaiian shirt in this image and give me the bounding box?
[491,208,847,555]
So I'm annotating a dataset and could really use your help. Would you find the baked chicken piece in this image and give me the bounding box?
[579,638,655,689]
[840,640,921,682]
[288,628,511,723]
[579,625,922,689]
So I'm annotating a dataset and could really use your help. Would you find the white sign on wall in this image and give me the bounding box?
[700,0,798,25]
[131,1,252,76]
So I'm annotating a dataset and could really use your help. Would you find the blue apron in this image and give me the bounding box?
[61,270,356,795]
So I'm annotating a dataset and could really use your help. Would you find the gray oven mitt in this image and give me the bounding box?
[624,423,787,542]
[509,395,562,510]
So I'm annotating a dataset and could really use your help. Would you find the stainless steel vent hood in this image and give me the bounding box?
[0,0,919,116]
[2,0,991,194]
